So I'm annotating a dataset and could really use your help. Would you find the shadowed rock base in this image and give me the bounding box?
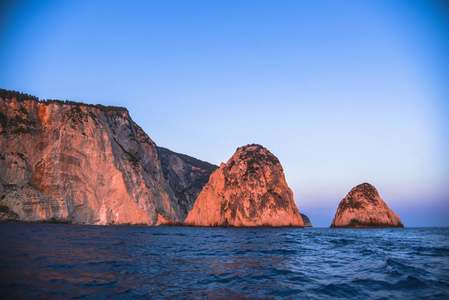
[0,205,19,222]
[330,219,404,228]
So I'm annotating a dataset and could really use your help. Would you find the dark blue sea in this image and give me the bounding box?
[0,224,448,299]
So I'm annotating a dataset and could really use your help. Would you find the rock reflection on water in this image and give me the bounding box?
[1,224,448,299]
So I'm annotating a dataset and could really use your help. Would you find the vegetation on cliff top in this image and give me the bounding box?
[0,88,127,112]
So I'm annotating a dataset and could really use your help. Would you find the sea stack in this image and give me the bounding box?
[330,183,403,228]
[184,144,304,227]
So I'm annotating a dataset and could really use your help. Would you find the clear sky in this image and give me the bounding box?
[1,0,448,227]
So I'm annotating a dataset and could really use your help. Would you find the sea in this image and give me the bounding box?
[0,224,448,299]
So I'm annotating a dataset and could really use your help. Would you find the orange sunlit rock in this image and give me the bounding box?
[330,183,403,228]
[0,95,215,225]
[184,144,304,227]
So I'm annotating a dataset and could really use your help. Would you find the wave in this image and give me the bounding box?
[1,224,448,299]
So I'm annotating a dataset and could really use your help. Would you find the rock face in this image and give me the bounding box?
[184,144,304,227]
[330,183,403,228]
[0,205,19,222]
[0,89,216,225]
[157,147,218,221]
[300,213,312,227]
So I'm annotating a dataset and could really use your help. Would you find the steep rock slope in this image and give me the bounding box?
[184,144,304,227]
[330,183,403,228]
[0,90,216,224]
[300,213,312,227]
[157,147,218,221]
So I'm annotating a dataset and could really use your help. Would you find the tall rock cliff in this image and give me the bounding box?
[330,183,403,228]
[184,144,304,227]
[0,90,216,225]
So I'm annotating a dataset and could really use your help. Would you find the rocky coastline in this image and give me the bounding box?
[1,89,405,228]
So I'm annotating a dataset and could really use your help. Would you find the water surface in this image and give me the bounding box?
[0,224,448,299]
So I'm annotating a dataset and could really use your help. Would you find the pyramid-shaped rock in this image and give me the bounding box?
[184,144,304,227]
[330,183,403,228]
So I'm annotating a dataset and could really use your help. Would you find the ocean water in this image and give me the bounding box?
[0,224,448,299]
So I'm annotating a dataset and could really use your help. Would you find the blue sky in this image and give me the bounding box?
[1,0,448,227]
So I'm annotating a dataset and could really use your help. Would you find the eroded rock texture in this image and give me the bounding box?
[0,91,216,225]
[184,144,304,227]
[330,183,403,228]
[157,147,218,221]
[0,205,19,222]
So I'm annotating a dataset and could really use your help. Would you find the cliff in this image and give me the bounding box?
[0,89,216,225]
[157,147,218,221]
[300,213,312,227]
[184,144,304,227]
[330,183,403,228]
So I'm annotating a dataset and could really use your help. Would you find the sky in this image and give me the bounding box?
[0,0,448,227]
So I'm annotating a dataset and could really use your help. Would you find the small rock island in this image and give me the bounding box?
[330,183,403,228]
[184,144,304,227]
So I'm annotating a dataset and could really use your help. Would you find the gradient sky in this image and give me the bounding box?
[1,0,448,227]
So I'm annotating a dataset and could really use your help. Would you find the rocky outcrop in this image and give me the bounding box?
[184,144,304,227]
[300,213,312,227]
[330,183,403,228]
[157,147,218,221]
[0,205,19,222]
[0,89,216,225]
